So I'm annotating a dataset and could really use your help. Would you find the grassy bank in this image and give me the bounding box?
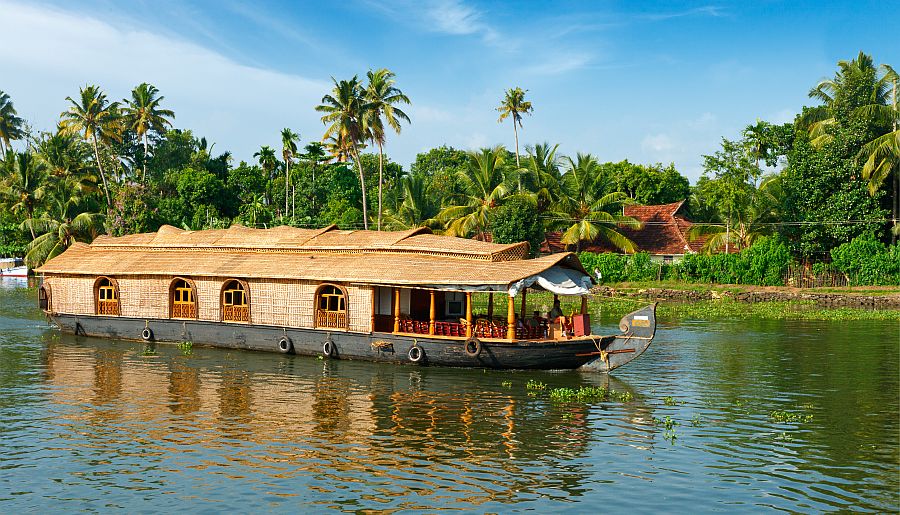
[604,281,900,296]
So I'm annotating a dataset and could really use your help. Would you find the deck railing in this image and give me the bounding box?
[223,305,249,322]
[315,310,347,329]
[97,300,119,316]
[398,319,430,334]
[172,303,197,319]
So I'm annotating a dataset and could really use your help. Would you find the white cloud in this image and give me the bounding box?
[641,133,675,152]
[0,0,330,162]
[522,53,592,76]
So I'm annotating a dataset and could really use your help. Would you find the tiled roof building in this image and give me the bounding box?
[544,200,705,261]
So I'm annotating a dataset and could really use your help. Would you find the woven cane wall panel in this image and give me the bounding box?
[347,285,373,332]
[194,277,220,321]
[49,276,96,315]
[249,279,315,328]
[118,276,168,319]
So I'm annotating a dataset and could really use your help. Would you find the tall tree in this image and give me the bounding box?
[2,151,47,239]
[364,68,411,230]
[59,85,121,207]
[548,154,639,252]
[437,146,512,239]
[280,128,299,220]
[0,90,26,154]
[858,64,899,242]
[383,174,440,230]
[316,77,373,229]
[497,87,533,167]
[303,141,328,211]
[122,83,174,183]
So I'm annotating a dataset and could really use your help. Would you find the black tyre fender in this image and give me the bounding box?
[141,327,153,341]
[323,338,336,358]
[408,345,424,363]
[464,337,482,358]
[277,336,293,354]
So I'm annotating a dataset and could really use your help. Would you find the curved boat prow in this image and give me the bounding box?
[581,303,657,373]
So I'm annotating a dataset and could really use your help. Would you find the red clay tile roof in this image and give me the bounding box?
[543,200,708,255]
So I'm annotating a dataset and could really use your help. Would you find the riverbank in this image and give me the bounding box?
[593,282,900,310]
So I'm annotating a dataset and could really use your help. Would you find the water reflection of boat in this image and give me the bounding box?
[36,225,656,371]
[41,335,653,463]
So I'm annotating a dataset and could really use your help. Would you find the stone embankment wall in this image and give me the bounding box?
[592,286,900,309]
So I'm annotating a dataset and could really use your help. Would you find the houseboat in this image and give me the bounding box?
[35,224,656,371]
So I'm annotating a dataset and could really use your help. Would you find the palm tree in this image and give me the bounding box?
[437,146,512,239]
[687,175,780,253]
[280,128,299,220]
[801,52,893,147]
[122,83,174,183]
[316,76,373,229]
[303,141,328,210]
[497,87,533,167]
[524,142,562,214]
[858,64,899,241]
[2,151,47,239]
[0,90,26,154]
[364,68,411,230]
[59,85,121,207]
[548,153,639,252]
[21,208,105,268]
[383,174,440,230]
[254,145,278,178]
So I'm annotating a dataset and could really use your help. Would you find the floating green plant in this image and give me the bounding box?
[526,379,547,390]
[662,396,680,406]
[179,340,193,355]
[769,410,813,424]
[690,415,703,427]
[501,380,513,388]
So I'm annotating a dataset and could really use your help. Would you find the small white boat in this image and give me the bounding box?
[0,265,28,277]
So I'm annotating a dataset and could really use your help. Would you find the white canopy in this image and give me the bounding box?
[508,265,593,297]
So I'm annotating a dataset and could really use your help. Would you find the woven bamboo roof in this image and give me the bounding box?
[89,224,530,261]
[38,226,589,289]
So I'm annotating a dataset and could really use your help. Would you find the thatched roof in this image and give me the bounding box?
[37,225,589,290]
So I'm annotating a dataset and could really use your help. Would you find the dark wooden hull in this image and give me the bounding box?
[46,304,657,371]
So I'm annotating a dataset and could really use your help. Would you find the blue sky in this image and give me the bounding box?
[2,0,897,181]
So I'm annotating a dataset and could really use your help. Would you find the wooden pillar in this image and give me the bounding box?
[507,294,516,340]
[487,293,494,319]
[429,290,436,335]
[393,288,400,333]
[520,288,527,320]
[465,292,473,338]
[581,296,588,315]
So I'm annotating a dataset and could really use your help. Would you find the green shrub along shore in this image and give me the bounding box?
[578,236,900,287]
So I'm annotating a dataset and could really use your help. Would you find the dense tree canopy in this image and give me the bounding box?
[0,53,897,279]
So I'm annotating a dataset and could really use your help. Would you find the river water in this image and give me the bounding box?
[1,281,898,512]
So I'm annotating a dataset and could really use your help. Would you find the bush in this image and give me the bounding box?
[830,235,900,285]
[579,236,792,286]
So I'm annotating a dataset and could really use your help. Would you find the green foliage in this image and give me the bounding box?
[780,123,887,256]
[490,196,544,257]
[580,237,792,286]
[577,252,658,283]
[830,235,900,285]
[598,160,691,205]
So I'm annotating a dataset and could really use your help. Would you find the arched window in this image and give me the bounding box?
[39,283,51,312]
[221,279,250,323]
[170,278,198,319]
[95,277,120,316]
[315,284,347,329]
